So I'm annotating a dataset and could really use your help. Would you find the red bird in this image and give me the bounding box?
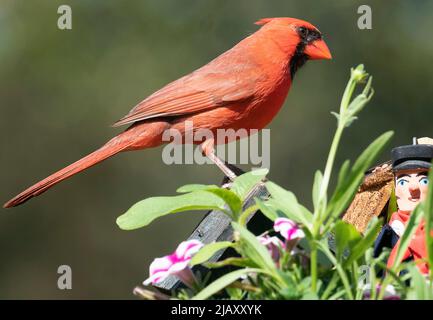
[4,17,331,208]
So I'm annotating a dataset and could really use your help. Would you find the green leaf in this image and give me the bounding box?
[231,169,268,200]
[315,241,333,268]
[301,291,319,300]
[331,111,340,122]
[116,191,227,230]
[232,222,277,274]
[344,116,358,128]
[312,170,323,211]
[254,197,281,221]
[268,198,309,226]
[190,241,234,266]
[334,221,361,261]
[177,184,219,193]
[326,131,394,222]
[344,217,382,268]
[202,188,242,216]
[205,257,255,268]
[406,265,433,300]
[336,160,350,191]
[346,79,373,118]
[178,185,242,216]
[192,268,265,300]
[265,181,313,226]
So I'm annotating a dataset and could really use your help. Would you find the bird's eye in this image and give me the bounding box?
[298,26,308,38]
[420,177,429,186]
[307,30,321,42]
[397,179,408,187]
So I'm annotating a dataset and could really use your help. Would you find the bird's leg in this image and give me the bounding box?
[200,139,237,181]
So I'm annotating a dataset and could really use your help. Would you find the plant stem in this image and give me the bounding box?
[310,66,369,296]
[314,67,366,228]
[311,83,350,294]
[310,241,318,293]
[315,124,344,227]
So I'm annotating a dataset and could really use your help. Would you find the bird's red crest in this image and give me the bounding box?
[255,17,318,32]
[255,18,274,26]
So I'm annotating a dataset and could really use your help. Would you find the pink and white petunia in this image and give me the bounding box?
[273,218,305,241]
[143,239,203,287]
[258,235,286,248]
[258,235,286,263]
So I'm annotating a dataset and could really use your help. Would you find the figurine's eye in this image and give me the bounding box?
[419,177,429,186]
[397,179,408,187]
[298,26,308,38]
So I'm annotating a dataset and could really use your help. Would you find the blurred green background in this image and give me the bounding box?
[0,0,432,299]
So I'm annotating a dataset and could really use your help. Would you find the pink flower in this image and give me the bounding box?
[143,240,203,287]
[258,235,286,248]
[273,218,305,241]
[258,235,285,263]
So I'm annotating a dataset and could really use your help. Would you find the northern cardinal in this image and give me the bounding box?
[4,17,331,208]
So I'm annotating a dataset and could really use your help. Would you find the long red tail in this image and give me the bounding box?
[4,121,168,208]
[3,140,130,208]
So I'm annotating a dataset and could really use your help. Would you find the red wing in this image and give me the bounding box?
[112,59,262,127]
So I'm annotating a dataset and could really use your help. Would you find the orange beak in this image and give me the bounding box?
[304,39,332,60]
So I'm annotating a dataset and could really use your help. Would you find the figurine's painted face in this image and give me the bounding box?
[395,168,429,212]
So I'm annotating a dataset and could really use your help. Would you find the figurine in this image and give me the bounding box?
[374,141,433,274]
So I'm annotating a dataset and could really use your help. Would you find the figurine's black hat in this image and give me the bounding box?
[391,144,433,172]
